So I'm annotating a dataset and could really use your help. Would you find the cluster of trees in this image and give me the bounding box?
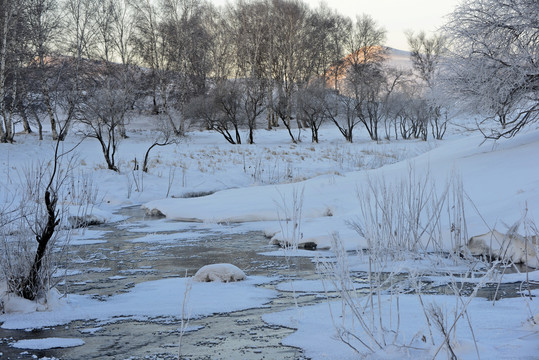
[443,0,538,139]
[1,0,537,151]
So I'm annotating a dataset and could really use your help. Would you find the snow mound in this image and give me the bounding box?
[12,337,84,350]
[0,287,63,314]
[467,230,538,268]
[193,264,246,283]
[65,206,122,228]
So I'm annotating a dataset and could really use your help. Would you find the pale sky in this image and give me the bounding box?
[210,0,461,51]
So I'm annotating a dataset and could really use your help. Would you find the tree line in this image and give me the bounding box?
[1,0,537,147]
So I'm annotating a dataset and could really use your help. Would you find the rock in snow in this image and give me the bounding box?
[193,264,246,283]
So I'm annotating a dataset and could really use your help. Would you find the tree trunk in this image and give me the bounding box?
[0,5,9,143]
[21,112,32,133]
[22,190,59,300]
[43,85,58,140]
[248,127,254,144]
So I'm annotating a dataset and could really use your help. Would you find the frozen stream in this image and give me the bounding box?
[0,206,535,359]
[0,207,325,359]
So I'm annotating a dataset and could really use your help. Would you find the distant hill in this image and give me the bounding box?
[385,47,413,70]
[325,46,413,92]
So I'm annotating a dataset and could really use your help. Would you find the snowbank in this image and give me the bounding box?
[193,263,246,282]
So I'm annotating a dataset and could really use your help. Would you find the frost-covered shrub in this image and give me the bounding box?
[350,167,467,260]
[0,154,91,301]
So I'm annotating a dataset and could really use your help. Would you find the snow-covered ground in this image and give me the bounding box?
[0,276,276,330]
[264,289,539,360]
[1,118,538,358]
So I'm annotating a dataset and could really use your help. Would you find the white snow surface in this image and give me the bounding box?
[193,263,247,282]
[263,291,539,360]
[0,276,276,330]
[467,230,538,268]
[12,338,85,350]
[276,279,369,293]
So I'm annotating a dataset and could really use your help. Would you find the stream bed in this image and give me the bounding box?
[0,207,321,359]
[0,206,535,359]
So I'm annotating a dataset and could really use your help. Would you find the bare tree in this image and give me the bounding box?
[183,93,221,134]
[271,0,310,142]
[376,66,407,140]
[215,80,244,144]
[76,0,136,171]
[142,117,177,173]
[241,77,266,144]
[184,87,238,145]
[0,0,29,143]
[159,0,214,135]
[25,0,63,140]
[130,0,165,116]
[206,5,234,83]
[443,0,539,139]
[78,65,132,172]
[58,0,99,140]
[310,4,351,89]
[229,0,270,143]
[324,91,358,143]
[341,14,387,141]
[298,80,328,143]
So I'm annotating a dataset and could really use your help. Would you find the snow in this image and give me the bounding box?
[0,276,276,330]
[61,229,109,246]
[52,269,84,278]
[79,327,103,334]
[193,263,246,282]
[263,291,539,360]
[275,279,369,293]
[11,338,85,350]
[0,287,64,314]
[467,230,538,268]
[128,231,203,244]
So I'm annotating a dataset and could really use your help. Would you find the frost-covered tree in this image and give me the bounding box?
[1,134,77,300]
[407,31,448,140]
[444,0,539,139]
